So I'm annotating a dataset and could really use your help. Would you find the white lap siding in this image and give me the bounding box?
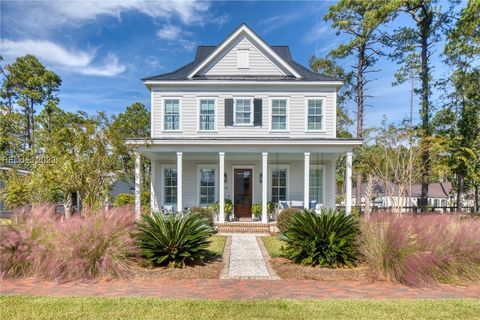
[151,85,337,139]
[151,158,336,210]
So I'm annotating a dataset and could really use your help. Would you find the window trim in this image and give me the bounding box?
[160,164,177,207]
[309,164,326,205]
[269,164,290,202]
[233,97,254,126]
[196,164,218,207]
[269,97,289,132]
[196,97,218,132]
[305,97,326,133]
[161,97,182,132]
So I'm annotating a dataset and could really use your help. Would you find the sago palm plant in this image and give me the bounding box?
[282,209,359,267]
[135,212,213,268]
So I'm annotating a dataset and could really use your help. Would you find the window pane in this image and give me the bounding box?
[164,99,180,130]
[271,99,287,130]
[307,100,323,130]
[309,168,323,203]
[199,99,215,131]
[200,168,216,205]
[235,99,251,124]
[164,168,177,204]
[271,169,287,202]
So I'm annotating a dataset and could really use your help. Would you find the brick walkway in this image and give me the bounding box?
[1,278,479,300]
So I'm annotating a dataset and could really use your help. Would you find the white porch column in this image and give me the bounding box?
[346,151,353,214]
[150,160,158,213]
[262,152,268,223]
[304,152,310,209]
[218,152,225,223]
[134,151,142,220]
[176,152,183,213]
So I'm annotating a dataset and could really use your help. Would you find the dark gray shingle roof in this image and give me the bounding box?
[143,35,342,82]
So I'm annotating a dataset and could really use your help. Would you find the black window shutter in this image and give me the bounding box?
[253,98,262,126]
[225,99,234,126]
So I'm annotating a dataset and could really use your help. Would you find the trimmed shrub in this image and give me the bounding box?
[189,207,214,226]
[358,213,480,286]
[135,212,213,268]
[276,208,301,233]
[113,192,150,208]
[282,209,359,267]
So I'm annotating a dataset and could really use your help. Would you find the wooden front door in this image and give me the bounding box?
[234,169,253,218]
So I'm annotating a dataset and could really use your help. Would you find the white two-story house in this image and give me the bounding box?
[128,24,361,223]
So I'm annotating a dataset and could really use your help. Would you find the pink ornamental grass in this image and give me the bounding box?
[358,213,480,286]
[0,204,138,280]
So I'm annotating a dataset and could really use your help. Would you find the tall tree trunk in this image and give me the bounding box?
[419,10,432,213]
[456,174,463,212]
[65,192,73,219]
[355,46,366,213]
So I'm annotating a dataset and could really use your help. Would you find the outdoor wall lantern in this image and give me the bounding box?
[224,173,227,183]
[260,173,263,183]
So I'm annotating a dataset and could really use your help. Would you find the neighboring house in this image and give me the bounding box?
[128,24,361,222]
[352,181,475,211]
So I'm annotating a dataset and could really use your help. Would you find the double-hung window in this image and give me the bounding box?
[234,99,252,125]
[198,166,216,205]
[199,99,216,131]
[309,166,324,204]
[163,167,177,204]
[271,99,287,131]
[271,167,288,203]
[164,98,180,131]
[306,98,325,131]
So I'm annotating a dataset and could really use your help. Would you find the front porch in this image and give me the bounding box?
[129,138,358,222]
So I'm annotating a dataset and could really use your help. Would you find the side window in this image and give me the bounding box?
[164,167,177,204]
[164,99,180,131]
[306,98,324,131]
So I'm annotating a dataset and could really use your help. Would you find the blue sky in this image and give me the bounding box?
[0,0,463,131]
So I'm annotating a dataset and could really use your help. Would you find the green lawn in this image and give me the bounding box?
[207,235,226,256]
[261,236,285,258]
[1,296,479,320]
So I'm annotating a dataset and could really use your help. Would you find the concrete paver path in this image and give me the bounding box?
[227,234,271,279]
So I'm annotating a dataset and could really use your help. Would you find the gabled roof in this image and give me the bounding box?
[143,24,342,82]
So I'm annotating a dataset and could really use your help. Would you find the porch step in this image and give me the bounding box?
[215,222,274,234]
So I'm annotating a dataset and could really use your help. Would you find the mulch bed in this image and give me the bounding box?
[270,257,369,281]
[132,257,224,280]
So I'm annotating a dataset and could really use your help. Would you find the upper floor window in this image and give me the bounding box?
[237,49,249,68]
[164,98,181,131]
[234,99,252,125]
[306,98,325,131]
[271,99,288,131]
[199,99,216,131]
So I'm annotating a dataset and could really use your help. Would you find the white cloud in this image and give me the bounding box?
[3,0,211,37]
[302,24,331,43]
[156,24,195,51]
[1,39,126,77]
[157,25,183,40]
